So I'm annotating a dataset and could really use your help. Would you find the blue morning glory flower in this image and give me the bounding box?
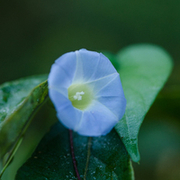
[48,49,126,136]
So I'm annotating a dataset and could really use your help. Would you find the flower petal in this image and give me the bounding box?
[72,49,117,83]
[85,73,119,96]
[49,89,82,129]
[48,52,76,89]
[95,75,126,120]
[76,100,118,136]
[98,96,126,120]
[89,52,117,80]
[72,49,100,83]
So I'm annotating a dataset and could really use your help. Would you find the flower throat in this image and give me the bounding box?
[68,84,93,110]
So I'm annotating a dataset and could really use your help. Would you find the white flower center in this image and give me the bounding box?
[73,91,85,101]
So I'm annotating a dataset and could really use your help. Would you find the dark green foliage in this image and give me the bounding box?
[16,122,134,180]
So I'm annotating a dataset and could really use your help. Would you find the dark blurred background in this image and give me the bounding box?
[0,1,180,179]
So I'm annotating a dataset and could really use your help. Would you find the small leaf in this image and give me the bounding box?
[0,75,48,176]
[16,122,134,180]
[107,44,173,162]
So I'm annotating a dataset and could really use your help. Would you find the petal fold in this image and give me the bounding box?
[76,100,118,136]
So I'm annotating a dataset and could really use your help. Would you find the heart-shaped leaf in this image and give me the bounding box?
[107,44,173,162]
[0,75,48,176]
[16,122,134,180]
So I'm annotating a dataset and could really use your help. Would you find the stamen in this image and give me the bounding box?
[68,84,93,110]
[73,91,85,101]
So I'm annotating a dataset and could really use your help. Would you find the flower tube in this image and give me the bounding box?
[48,49,126,136]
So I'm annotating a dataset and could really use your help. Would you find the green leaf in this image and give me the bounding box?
[16,122,134,180]
[0,75,48,176]
[107,44,173,162]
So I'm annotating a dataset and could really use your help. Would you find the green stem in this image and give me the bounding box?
[84,137,92,180]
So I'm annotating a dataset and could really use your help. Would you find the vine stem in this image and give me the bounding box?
[69,129,81,180]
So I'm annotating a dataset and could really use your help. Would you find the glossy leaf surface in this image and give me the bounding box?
[0,75,48,176]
